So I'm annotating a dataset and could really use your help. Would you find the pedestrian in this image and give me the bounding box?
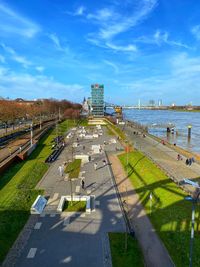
[188,158,192,166]
[103,159,107,166]
[186,159,189,166]
[191,157,195,163]
[58,165,64,177]
[81,178,85,189]
[94,162,98,170]
[177,154,180,161]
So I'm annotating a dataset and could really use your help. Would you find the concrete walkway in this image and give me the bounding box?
[125,125,200,196]
[8,126,126,267]
[109,154,174,267]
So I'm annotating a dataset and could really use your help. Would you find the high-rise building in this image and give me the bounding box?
[91,84,104,116]
[149,100,155,107]
[158,99,162,106]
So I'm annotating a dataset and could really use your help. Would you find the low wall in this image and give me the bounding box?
[57,195,91,213]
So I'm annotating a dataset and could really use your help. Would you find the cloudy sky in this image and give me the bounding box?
[0,0,200,105]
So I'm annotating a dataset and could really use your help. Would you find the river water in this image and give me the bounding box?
[121,109,200,154]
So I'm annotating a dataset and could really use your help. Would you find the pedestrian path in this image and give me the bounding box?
[11,126,126,267]
[125,126,200,196]
[109,154,175,267]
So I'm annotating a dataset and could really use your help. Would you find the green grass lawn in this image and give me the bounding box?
[119,151,200,267]
[105,125,115,136]
[106,119,126,140]
[64,159,81,179]
[63,201,86,212]
[109,233,144,267]
[0,119,77,263]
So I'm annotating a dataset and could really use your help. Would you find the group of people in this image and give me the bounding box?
[185,157,195,166]
[177,154,195,166]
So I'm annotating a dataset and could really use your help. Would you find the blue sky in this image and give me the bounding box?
[0,0,200,105]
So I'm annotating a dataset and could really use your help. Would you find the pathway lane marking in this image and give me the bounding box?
[27,248,37,258]
[34,222,42,229]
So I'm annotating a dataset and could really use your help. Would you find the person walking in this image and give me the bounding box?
[58,165,64,177]
[177,154,180,161]
[81,178,85,189]
[94,162,98,170]
[103,159,107,166]
[186,159,189,166]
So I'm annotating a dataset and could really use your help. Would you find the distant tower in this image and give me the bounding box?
[158,99,162,107]
[138,99,141,109]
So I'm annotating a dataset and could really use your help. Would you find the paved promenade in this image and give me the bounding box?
[10,127,126,267]
[125,125,200,196]
[108,154,174,267]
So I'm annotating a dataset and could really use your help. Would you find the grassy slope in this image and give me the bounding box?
[0,119,77,263]
[109,233,144,267]
[64,159,81,178]
[105,119,126,140]
[105,125,115,136]
[119,151,200,267]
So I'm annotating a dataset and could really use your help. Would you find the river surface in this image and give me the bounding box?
[121,109,200,154]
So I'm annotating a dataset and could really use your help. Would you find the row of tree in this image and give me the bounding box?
[0,99,82,132]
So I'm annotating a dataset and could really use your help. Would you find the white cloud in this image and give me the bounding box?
[171,53,200,75]
[106,42,137,52]
[1,43,32,68]
[87,8,116,21]
[103,60,119,73]
[117,52,200,105]
[48,33,69,53]
[65,6,86,16]
[135,30,190,49]
[0,69,85,101]
[191,25,200,40]
[35,66,45,72]
[0,2,40,38]
[75,6,86,16]
[88,0,157,40]
[87,0,157,53]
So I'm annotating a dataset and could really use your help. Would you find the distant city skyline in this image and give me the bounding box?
[0,1,200,105]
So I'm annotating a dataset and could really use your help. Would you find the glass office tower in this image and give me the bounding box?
[91,84,104,116]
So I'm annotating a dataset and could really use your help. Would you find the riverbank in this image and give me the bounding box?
[122,109,200,154]
[123,123,200,196]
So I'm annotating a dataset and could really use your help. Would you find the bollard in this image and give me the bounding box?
[188,125,192,139]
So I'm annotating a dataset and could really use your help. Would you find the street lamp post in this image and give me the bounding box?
[30,123,33,147]
[182,178,200,267]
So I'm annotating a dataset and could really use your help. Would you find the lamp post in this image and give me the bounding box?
[30,123,33,147]
[182,178,200,267]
